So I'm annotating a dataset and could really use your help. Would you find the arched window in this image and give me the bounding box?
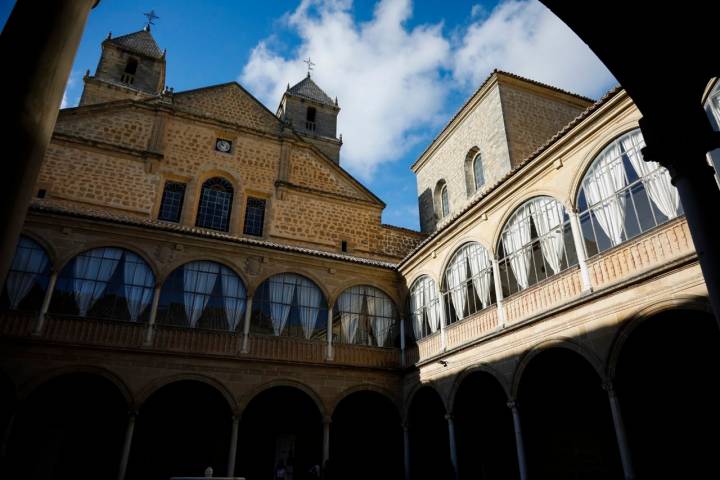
[50,248,155,322]
[442,242,495,324]
[703,80,720,186]
[196,177,233,232]
[252,273,327,339]
[434,180,450,219]
[333,286,397,347]
[497,197,578,296]
[157,261,246,331]
[120,58,138,84]
[473,153,485,191]
[306,107,317,131]
[577,129,682,257]
[1,236,51,312]
[409,276,442,340]
[124,58,138,75]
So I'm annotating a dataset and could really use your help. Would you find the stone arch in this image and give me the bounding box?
[157,256,249,289]
[438,235,494,275]
[568,121,643,210]
[464,146,482,196]
[511,336,604,398]
[434,178,449,218]
[17,364,134,408]
[238,378,327,418]
[405,270,439,293]
[402,380,447,422]
[328,280,400,311]
[54,242,160,281]
[250,268,330,303]
[448,363,510,410]
[329,383,401,418]
[136,373,239,414]
[18,229,58,271]
[491,192,568,254]
[605,295,712,379]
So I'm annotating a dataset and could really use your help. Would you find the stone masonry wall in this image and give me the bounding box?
[54,107,155,152]
[39,101,422,261]
[39,143,157,215]
[95,43,164,95]
[173,84,281,135]
[415,83,511,233]
[78,79,155,107]
[499,82,590,167]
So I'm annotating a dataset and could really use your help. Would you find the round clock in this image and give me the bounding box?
[216,139,231,153]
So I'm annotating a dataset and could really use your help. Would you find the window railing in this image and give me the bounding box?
[120,73,135,85]
[305,121,316,132]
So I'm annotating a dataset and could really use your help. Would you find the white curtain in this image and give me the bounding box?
[6,238,49,309]
[621,131,680,220]
[530,198,566,275]
[337,286,364,343]
[220,266,246,331]
[269,274,296,336]
[502,207,533,290]
[410,282,425,339]
[296,277,321,339]
[367,290,394,347]
[73,248,122,317]
[445,249,468,319]
[466,244,492,308]
[583,142,627,246]
[123,252,154,322]
[426,286,442,333]
[183,261,219,328]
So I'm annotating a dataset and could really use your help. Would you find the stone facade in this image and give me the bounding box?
[413,71,591,233]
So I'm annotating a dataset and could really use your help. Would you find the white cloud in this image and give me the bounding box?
[453,0,615,99]
[61,72,78,109]
[241,0,615,180]
[241,0,451,180]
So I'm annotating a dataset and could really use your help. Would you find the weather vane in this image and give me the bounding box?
[143,10,159,29]
[304,57,315,77]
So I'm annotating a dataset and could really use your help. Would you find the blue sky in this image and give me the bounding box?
[0,0,615,230]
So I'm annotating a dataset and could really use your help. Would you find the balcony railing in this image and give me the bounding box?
[0,311,403,369]
[414,216,696,363]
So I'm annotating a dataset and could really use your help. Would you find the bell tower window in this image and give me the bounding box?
[306,107,317,132]
[121,57,138,85]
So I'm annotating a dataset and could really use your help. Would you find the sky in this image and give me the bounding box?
[0,0,616,230]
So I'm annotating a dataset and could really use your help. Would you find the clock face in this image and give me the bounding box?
[215,139,232,153]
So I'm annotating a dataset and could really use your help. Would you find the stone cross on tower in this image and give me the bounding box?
[304,57,315,77]
[143,10,159,30]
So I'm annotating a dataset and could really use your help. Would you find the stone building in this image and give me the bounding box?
[1,24,719,480]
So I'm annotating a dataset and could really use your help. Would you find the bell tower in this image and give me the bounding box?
[277,72,342,164]
[79,23,165,106]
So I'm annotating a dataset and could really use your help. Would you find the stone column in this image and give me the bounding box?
[0,0,99,288]
[322,416,331,466]
[400,317,406,367]
[241,295,253,353]
[227,415,240,477]
[143,284,162,346]
[492,258,506,327]
[33,269,58,335]
[0,411,17,461]
[568,210,593,292]
[326,306,334,360]
[640,115,720,322]
[445,413,459,480]
[507,401,528,480]
[402,422,411,480]
[603,381,635,480]
[117,411,137,480]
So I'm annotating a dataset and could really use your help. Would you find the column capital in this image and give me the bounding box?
[444,412,453,421]
[601,380,616,397]
[506,400,519,411]
[401,421,409,431]
[231,414,241,423]
[322,416,332,425]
